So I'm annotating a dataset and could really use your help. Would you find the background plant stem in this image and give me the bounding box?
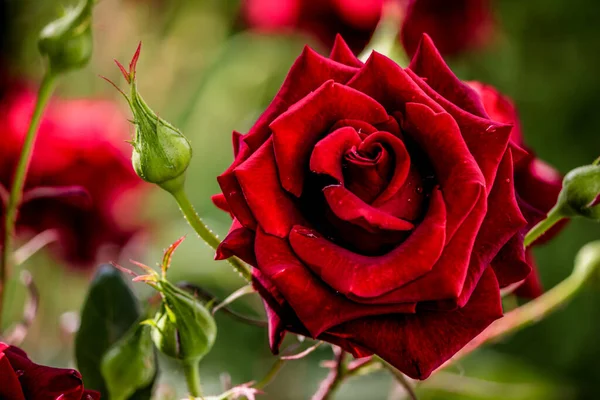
[0,72,57,330]
[171,188,252,281]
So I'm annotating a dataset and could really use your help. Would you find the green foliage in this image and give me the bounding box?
[75,265,155,399]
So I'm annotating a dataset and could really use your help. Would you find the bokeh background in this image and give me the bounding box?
[1,0,600,399]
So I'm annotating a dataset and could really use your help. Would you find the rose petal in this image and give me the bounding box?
[350,184,485,305]
[491,234,531,289]
[289,188,445,299]
[255,228,417,337]
[211,193,230,213]
[323,185,414,232]
[348,52,445,114]
[408,34,488,118]
[455,149,527,306]
[0,350,25,400]
[215,219,257,266]
[361,131,411,206]
[243,46,359,152]
[514,252,543,298]
[217,142,258,229]
[234,138,307,237]
[326,267,503,380]
[403,102,486,241]
[330,34,363,67]
[310,126,362,183]
[406,69,512,192]
[271,80,389,196]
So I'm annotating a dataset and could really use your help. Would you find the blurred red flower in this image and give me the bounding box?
[401,0,493,57]
[0,85,148,269]
[0,342,99,400]
[468,81,565,297]
[241,0,493,56]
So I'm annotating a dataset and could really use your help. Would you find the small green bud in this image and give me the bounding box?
[38,0,94,74]
[100,324,156,400]
[149,279,217,362]
[104,44,192,193]
[112,237,216,365]
[555,162,600,221]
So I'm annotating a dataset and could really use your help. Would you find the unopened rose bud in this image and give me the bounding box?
[149,279,216,363]
[112,237,216,367]
[101,324,156,400]
[555,162,600,221]
[38,0,94,74]
[105,43,192,193]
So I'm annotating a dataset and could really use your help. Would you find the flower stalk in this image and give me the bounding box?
[171,188,252,282]
[0,72,57,329]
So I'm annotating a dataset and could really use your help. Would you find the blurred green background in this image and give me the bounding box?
[2,0,599,399]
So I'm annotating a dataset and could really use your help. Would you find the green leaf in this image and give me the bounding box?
[75,264,151,399]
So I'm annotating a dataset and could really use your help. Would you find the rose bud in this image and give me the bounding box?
[113,237,216,365]
[554,163,600,221]
[149,279,216,363]
[0,342,99,399]
[101,324,156,400]
[0,85,147,268]
[213,34,563,379]
[38,0,94,73]
[106,44,192,194]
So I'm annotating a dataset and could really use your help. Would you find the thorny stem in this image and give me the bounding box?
[171,188,252,281]
[0,72,57,330]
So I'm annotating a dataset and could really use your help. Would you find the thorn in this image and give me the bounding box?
[129,42,142,82]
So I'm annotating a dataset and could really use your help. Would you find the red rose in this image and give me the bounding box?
[215,36,556,379]
[0,86,148,268]
[401,0,493,57]
[241,0,383,54]
[241,0,492,57]
[0,342,99,400]
[213,35,554,379]
[468,82,565,297]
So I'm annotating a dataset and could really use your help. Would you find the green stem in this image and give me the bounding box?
[0,72,57,329]
[255,358,287,390]
[183,360,202,398]
[358,0,408,65]
[171,188,252,281]
[523,207,565,248]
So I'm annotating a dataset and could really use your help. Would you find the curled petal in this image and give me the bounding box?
[330,34,363,67]
[408,34,488,118]
[323,185,414,232]
[310,126,362,183]
[235,138,307,237]
[244,46,359,152]
[403,102,485,241]
[255,228,417,337]
[326,267,503,380]
[289,189,446,299]
[271,80,389,197]
[216,219,257,266]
